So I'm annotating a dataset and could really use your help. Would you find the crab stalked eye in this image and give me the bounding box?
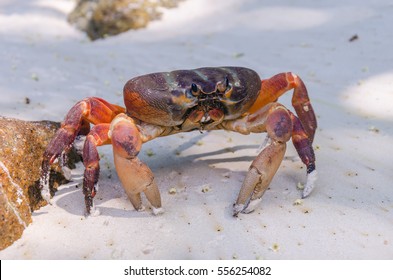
[217,76,230,93]
[191,83,199,96]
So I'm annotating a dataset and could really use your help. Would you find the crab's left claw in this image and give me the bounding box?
[110,113,163,215]
[230,101,317,217]
[232,104,291,216]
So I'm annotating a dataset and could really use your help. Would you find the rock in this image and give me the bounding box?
[68,0,184,40]
[0,117,79,250]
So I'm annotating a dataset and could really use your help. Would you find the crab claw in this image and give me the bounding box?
[233,196,263,217]
[111,114,163,214]
[233,203,245,217]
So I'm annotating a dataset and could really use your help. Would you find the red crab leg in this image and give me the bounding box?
[82,123,111,214]
[40,97,125,203]
[289,112,316,198]
[110,113,163,214]
[248,72,317,142]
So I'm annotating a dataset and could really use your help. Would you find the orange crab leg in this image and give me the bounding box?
[248,72,317,142]
[40,97,125,203]
[225,103,292,216]
[110,113,163,214]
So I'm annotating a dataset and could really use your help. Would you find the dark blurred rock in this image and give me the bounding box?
[68,0,184,40]
[0,117,79,250]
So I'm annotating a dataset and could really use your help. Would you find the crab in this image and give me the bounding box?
[40,67,317,217]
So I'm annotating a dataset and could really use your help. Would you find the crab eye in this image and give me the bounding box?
[190,83,199,96]
[217,77,230,93]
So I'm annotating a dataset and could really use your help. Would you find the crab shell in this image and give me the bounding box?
[123,67,261,127]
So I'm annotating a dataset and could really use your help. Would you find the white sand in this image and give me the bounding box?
[0,0,392,259]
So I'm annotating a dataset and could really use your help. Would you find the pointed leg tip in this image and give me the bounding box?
[301,188,310,199]
[302,187,313,198]
[90,208,101,217]
[85,204,100,217]
[302,170,318,198]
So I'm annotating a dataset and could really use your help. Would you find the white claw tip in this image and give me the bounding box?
[233,203,245,216]
[242,198,262,214]
[302,170,318,198]
[152,207,164,215]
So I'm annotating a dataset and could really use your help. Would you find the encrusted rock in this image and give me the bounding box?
[0,117,79,250]
[68,0,184,40]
